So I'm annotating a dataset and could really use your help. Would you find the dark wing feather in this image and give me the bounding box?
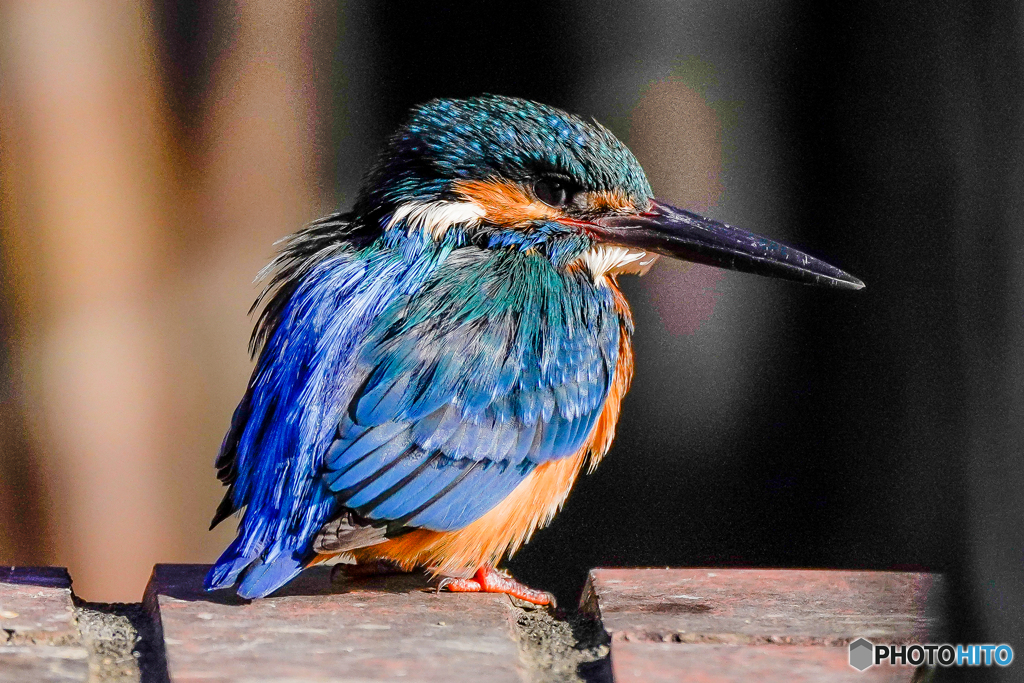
[312,510,387,554]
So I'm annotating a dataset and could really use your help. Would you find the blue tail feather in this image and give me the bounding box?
[236,551,306,600]
[204,536,257,591]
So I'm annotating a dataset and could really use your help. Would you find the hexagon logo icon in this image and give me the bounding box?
[849,638,874,671]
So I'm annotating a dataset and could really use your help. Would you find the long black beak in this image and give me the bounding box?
[591,200,864,290]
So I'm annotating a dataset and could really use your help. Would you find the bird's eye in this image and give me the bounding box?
[534,177,575,208]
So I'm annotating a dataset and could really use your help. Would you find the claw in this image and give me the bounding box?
[436,575,482,594]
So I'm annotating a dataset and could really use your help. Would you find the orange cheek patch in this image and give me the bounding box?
[589,189,636,214]
[453,178,560,228]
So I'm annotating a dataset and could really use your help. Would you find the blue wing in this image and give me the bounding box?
[323,248,621,532]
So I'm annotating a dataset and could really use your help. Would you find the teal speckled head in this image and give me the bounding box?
[357,95,652,219]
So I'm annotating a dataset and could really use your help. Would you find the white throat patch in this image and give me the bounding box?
[578,245,659,281]
[386,200,484,240]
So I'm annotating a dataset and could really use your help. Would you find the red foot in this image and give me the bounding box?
[438,565,556,607]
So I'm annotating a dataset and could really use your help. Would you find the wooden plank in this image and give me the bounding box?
[0,567,87,682]
[582,568,942,645]
[0,567,79,645]
[611,642,915,682]
[0,646,88,683]
[146,564,525,683]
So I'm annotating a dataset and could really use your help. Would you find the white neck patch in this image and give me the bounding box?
[386,200,484,240]
[578,245,659,281]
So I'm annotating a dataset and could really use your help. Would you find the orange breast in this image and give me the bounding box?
[352,279,635,576]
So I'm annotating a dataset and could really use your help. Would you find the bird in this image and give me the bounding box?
[205,94,863,605]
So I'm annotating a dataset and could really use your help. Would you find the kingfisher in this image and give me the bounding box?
[206,95,863,605]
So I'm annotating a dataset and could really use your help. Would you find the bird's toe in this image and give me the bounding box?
[438,565,555,607]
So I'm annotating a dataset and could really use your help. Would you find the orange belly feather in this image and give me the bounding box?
[346,279,634,576]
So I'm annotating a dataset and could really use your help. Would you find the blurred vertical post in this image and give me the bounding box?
[953,0,1024,668]
[190,0,323,392]
[0,1,179,600]
[0,1,333,599]
[0,138,47,566]
[176,1,328,562]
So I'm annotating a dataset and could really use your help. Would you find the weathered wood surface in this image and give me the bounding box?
[145,564,525,683]
[0,567,79,644]
[582,567,942,645]
[0,564,946,682]
[610,642,913,682]
[0,646,89,683]
[582,568,941,682]
[0,567,88,682]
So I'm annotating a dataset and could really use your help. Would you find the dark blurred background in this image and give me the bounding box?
[1,0,1020,673]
